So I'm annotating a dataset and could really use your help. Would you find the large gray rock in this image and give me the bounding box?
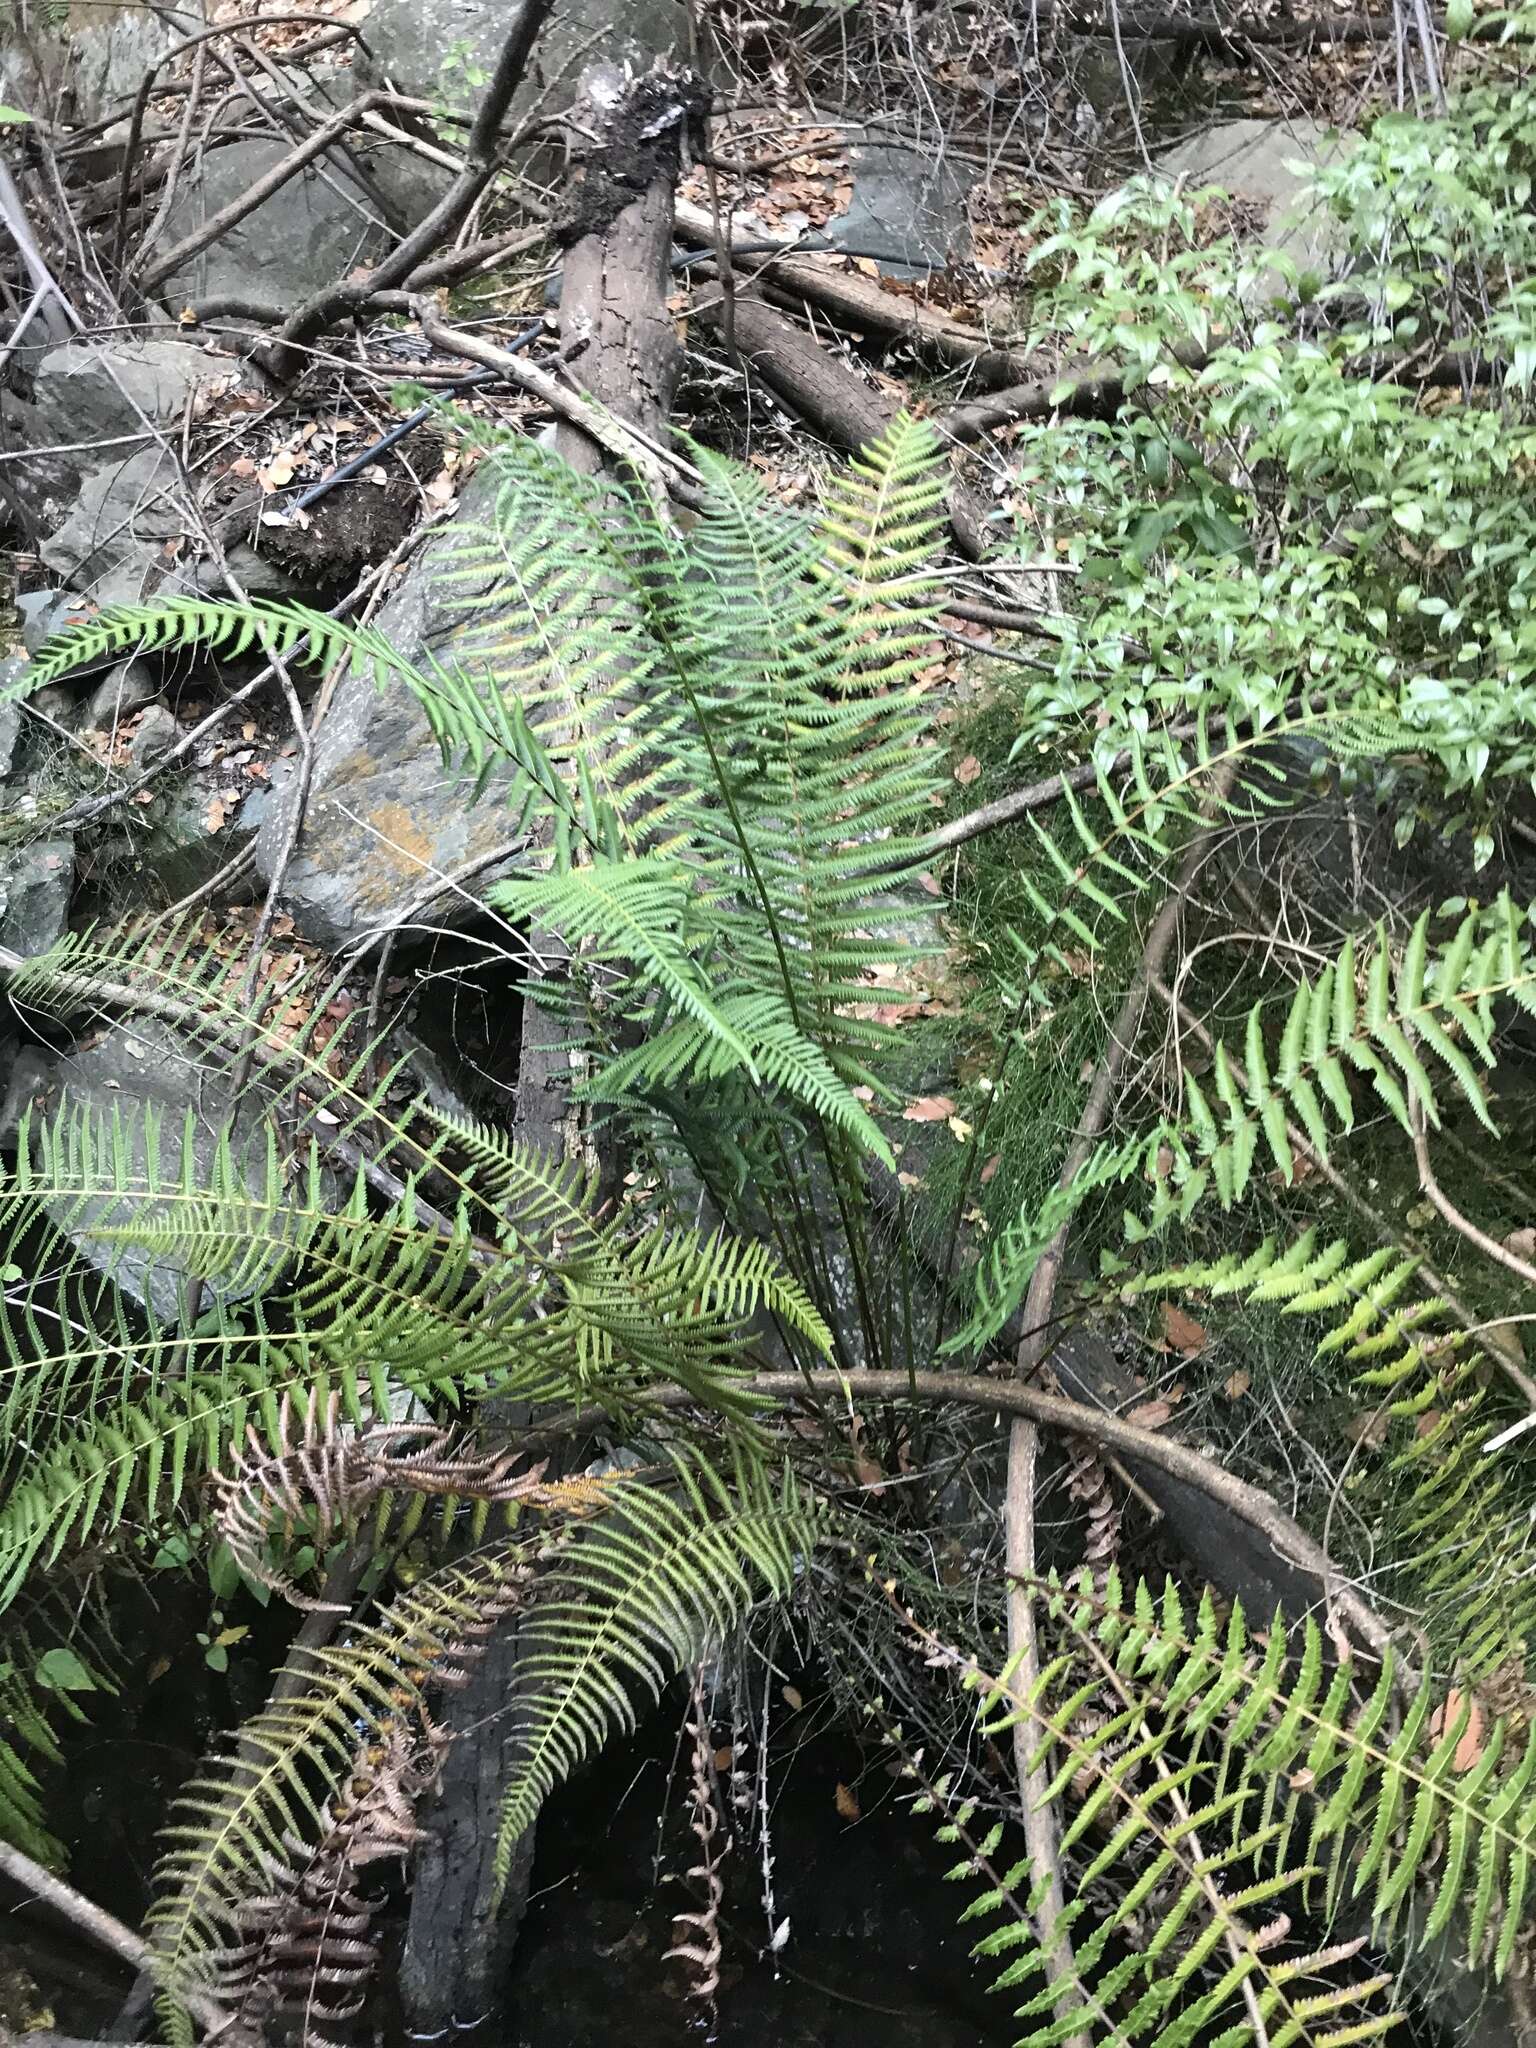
[1156,118,1354,284]
[68,4,183,125]
[355,0,688,218]
[0,340,261,604]
[157,135,390,307]
[252,469,523,949]
[0,838,73,958]
[821,141,972,275]
[37,1017,307,1324]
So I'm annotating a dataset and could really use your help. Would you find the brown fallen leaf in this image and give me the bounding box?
[204,794,229,833]
[1343,1408,1389,1450]
[903,1094,957,1122]
[834,1781,861,1822]
[979,1154,1001,1186]
[781,1684,803,1711]
[713,1746,734,1772]
[1161,1302,1209,1358]
[1429,1686,1485,1772]
[1504,1227,1536,1262]
[954,753,982,786]
[1126,1399,1173,1430]
[1223,1369,1252,1400]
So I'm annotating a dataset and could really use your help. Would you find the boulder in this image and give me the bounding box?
[81,657,159,737]
[66,3,183,126]
[34,1016,311,1323]
[0,340,260,604]
[156,133,391,307]
[0,838,73,958]
[0,1045,54,1149]
[252,467,524,950]
[0,661,23,785]
[354,0,688,219]
[1155,118,1354,284]
[821,140,972,275]
[93,704,274,908]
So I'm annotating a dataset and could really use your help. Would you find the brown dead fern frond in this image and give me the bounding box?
[667,1664,727,2018]
[212,1720,442,2047]
[1064,1434,1120,1573]
[215,1387,552,1606]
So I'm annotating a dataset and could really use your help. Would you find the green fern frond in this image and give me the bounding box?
[0,1656,71,1864]
[1147,895,1536,1219]
[487,857,757,1073]
[964,895,1536,1347]
[1138,1235,1536,1676]
[917,1569,1536,2045]
[493,1448,821,1890]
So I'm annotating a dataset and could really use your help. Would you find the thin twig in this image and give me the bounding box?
[0,1841,229,2035]
[1412,1100,1536,1289]
[998,777,1232,2043]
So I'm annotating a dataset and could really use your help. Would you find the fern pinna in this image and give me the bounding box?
[911,1570,1536,2047]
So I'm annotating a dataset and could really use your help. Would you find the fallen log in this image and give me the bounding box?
[694,288,991,555]
[675,194,1028,389]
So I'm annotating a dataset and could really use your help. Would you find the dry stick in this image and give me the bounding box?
[1412,1101,1536,1290]
[258,0,556,383]
[1001,1412,1089,2043]
[1154,975,1536,1416]
[0,1841,229,2035]
[413,306,701,501]
[997,789,1230,2044]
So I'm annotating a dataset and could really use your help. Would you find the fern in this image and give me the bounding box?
[1145,895,1536,1223]
[149,1540,541,2036]
[914,1569,1536,2045]
[492,1446,820,1890]
[963,894,1536,1346]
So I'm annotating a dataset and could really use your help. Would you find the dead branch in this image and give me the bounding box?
[538,1369,1407,1673]
[257,0,556,382]
[0,1842,230,2036]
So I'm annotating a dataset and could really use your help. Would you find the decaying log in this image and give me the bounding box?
[396,58,696,2038]
[695,288,989,554]
[675,197,1029,389]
